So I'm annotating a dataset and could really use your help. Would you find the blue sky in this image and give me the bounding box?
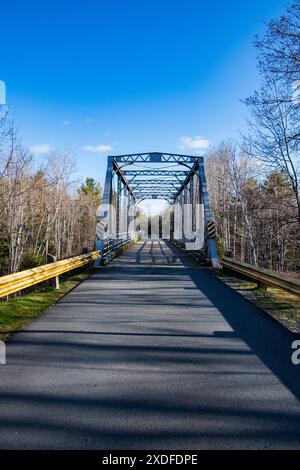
[1,0,289,185]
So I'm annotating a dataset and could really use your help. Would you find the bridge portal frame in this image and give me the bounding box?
[95,152,219,267]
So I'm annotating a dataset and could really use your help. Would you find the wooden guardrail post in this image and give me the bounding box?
[257,280,268,290]
[0,251,101,298]
[221,256,300,296]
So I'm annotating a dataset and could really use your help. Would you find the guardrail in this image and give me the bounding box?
[221,256,300,296]
[102,232,137,256]
[0,251,101,298]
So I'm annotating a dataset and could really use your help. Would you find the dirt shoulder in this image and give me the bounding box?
[214,270,300,334]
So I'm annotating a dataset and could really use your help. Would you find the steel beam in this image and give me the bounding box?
[123,170,189,177]
[111,152,200,164]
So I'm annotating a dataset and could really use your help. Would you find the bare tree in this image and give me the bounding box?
[206,140,299,271]
[255,2,300,84]
[243,79,300,223]
[0,113,32,217]
[243,2,300,224]
[206,143,260,264]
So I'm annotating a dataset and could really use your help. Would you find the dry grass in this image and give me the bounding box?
[216,271,300,333]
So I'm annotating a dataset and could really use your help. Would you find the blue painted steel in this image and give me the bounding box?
[96,152,219,267]
[198,160,219,268]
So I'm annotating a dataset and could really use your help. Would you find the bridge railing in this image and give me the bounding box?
[0,251,101,299]
[221,256,300,296]
[102,232,137,257]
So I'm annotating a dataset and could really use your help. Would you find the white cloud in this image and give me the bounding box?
[84,118,94,123]
[179,136,210,151]
[29,144,51,155]
[81,144,112,154]
[61,120,71,126]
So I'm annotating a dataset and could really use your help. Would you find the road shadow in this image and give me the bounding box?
[163,240,300,401]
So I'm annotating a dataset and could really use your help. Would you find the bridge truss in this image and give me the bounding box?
[95,152,219,267]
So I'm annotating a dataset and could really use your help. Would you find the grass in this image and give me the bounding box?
[255,286,300,332]
[0,270,91,341]
[0,241,136,342]
[216,271,300,333]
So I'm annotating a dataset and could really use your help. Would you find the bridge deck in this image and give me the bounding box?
[1,240,300,449]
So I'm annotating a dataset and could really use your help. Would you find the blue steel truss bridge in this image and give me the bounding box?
[96,152,219,267]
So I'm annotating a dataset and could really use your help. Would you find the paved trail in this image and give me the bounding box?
[1,240,300,449]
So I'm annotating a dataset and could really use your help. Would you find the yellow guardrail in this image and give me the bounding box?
[221,256,300,296]
[0,251,101,298]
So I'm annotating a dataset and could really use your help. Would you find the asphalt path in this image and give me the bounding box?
[1,240,300,449]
